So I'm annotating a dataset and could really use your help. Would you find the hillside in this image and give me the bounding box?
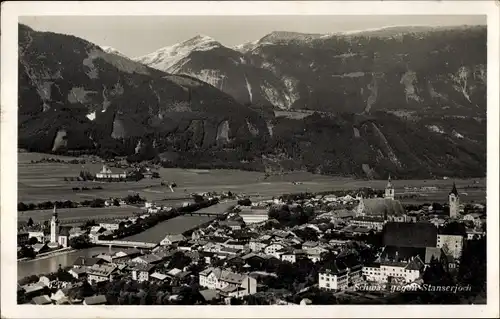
[18,24,270,159]
[18,24,486,179]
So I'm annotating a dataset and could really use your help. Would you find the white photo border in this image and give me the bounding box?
[1,1,499,318]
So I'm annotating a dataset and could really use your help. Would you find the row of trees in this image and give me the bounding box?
[18,194,147,212]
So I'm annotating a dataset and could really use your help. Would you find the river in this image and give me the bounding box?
[17,247,122,280]
[17,200,240,280]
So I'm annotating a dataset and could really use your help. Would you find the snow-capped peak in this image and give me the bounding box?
[100,46,127,58]
[133,34,222,72]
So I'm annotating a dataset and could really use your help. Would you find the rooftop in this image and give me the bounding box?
[383,222,438,248]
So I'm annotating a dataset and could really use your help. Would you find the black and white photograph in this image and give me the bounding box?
[1,1,499,318]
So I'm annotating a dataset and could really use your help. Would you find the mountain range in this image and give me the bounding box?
[18,23,487,179]
[134,25,486,116]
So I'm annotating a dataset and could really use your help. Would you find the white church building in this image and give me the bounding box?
[48,205,69,249]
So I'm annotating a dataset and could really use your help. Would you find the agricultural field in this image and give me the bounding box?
[18,205,141,225]
[18,152,486,216]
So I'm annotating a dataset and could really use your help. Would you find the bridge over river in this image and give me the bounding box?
[94,239,158,249]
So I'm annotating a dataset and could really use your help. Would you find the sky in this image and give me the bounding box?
[19,15,485,58]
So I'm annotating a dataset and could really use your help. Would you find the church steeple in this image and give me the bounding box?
[50,203,59,244]
[450,182,459,196]
[384,174,394,200]
[449,182,460,218]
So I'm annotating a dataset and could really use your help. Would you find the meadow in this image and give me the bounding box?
[18,152,486,224]
[18,205,141,225]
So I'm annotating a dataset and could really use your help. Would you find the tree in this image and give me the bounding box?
[168,252,192,270]
[237,198,252,206]
[19,245,36,259]
[27,217,34,227]
[113,199,120,206]
[28,237,38,245]
[18,202,29,211]
[90,198,106,208]
[295,227,318,242]
[69,234,92,249]
[192,194,205,204]
[82,219,97,230]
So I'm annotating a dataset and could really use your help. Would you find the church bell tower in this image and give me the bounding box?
[384,174,395,200]
[50,204,60,244]
[449,182,460,218]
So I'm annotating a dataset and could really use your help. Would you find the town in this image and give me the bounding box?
[17,177,487,305]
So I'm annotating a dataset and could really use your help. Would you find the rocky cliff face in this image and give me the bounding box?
[137,26,486,117]
[18,24,269,157]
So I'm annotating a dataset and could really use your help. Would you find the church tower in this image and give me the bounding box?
[449,182,460,218]
[384,174,395,200]
[50,204,59,244]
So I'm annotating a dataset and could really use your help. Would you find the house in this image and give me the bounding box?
[199,289,220,303]
[95,164,127,180]
[437,223,466,259]
[363,256,425,284]
[219,285,248,299]
[363,245,426,284]
[83,295,107,305]
[304,246,329,263]
[99,222,120,231]
[219,220,244,231]
[113,248,142,260]
[429,217,447,228]
[22,282,47,299]
[88,231,100,243]
[50,288,70,305]
[387,214,418,223]
[150,272,169,282]
[87,264,117,284]
[18,232,29,246]
[264,243,286,259]
[68,227,85,239]
[177,242,194,251]
[425,247,454,270]
[131,264,156,282]
[32,243,50,254]
[100,230,115,238]
[160,234,187,246]
[318,256,362,291]
[249,239,268,252]
[94,253,113,263]
[466,228,485,240]
[280,249,307,264]
[437,234,464,259]
[218,247,241,256]
[31,295,52,305]
[300,298,312,305]
[130,254,162,265]
[28,231,45,243]
[199,267,257,298]
[350,216,385,231]
[68,267,88,280]
[238,209,269,224]
[330,209,356,222]
[202,242,224,253]
[72,257,106,268]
